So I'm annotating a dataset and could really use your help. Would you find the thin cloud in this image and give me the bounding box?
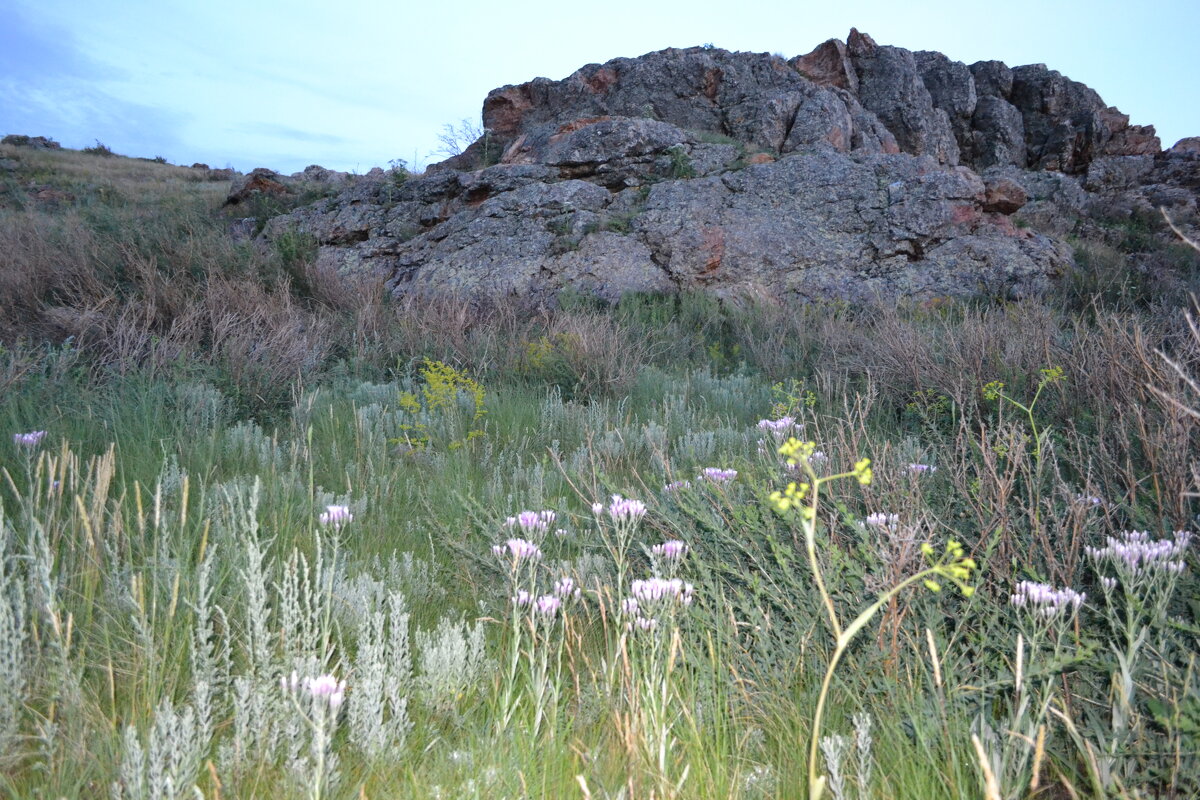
[236,123,352,146]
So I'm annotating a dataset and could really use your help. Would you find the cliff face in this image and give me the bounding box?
[265,30,1198,305]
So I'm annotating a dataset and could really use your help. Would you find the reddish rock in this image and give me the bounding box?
[847,28,878,57]
[982,177,1028,214]
[950,203,982,225]
[790,38,858,92]
[224,168,290,206]
[585,67,618,94]
[745,153,775,165]
[703,68,722,101]
[482,85,536,138]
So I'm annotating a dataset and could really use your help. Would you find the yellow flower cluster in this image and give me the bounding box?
[768,481,810,514]
[777,436,815,466]
[920,539,977,596]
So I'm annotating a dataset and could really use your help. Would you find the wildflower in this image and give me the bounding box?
[907,463,937,474]
[701,467,737,484]
[493,538,543,563]
[553,577,581,599]
[1074,494,1104,508]
[1009,581,1086,618]
[13,430,47,448]
[651,540,688,560]
[512,590,534,606]
[1085,530,1191,577]
[534,594,562,618]
[306,675,347,710]
[504,509,556,533]
[864,513,899,529]
[283,671,346,710]
[769,481,809,513]
[852,458,873,485]
[663,480,692,493]
[808,450,828,464]
[757,416,799,435]
[319,505,353,528]
[778,437,815,465]
[621,598,639,615]
[1100,576,1118,593]
[605,494,647,522]
[631,577,694,606]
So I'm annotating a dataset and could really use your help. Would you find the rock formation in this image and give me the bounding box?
[262,30,1198,305]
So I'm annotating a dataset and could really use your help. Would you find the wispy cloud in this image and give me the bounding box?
[0,8,187,156]
[236,123,352,146]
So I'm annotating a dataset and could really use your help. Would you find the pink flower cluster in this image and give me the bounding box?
[319,505,353,528]
[553,576,582,600]
[282,671,346,710]
[593,494,647,522]
[621,577,695,632]
[631,577,694,606]
[756,417,800,444]
[513,581,577,618]
[13,430,47,448]
[504,509,557,533]
[651,540,688,561]
[701,468,737,484]
[1009,581,1086,618]
[663,480,692,493]
[1085,530,1191,577]
[492,538,543,563]
[865,513,899,529]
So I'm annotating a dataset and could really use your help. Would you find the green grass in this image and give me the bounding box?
[0,141,1196,799]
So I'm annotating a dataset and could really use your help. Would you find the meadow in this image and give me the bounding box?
[0,142,1198,799]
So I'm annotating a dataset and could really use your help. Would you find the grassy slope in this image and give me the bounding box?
[0,144,1197,799]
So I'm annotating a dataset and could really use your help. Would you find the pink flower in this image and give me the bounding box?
[553,577,581,599]
[701,467,737,484]
[631,577,694,606]
[493,538,543,563]
[534,594,562,617]
[13,430,47,448]
[319,505,353,528]
[651,540,688,561]
[504,510,556,533]
[605,494,647,522]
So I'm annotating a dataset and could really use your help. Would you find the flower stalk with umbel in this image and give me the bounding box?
[769,437,977,800]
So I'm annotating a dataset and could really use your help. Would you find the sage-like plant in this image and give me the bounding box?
[768,437,977,800]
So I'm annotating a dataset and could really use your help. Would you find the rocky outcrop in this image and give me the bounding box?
[261,30,1196,306]
[224,164,357,207]
[1,134,61,150]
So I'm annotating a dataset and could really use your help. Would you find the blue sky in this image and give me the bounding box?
[3,0,1197,174]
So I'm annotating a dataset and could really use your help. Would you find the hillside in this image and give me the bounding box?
[0,32,1198,800]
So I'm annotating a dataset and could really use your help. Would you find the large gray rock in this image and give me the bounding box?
[275,148,1068,304]
[969,61,1014,99]
[438,44,904,173]
[847,30,961,165]
[915,51,978,156]
[259,30,1196,306]
[971,96,1027,168]
[1010,64,1160,173]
